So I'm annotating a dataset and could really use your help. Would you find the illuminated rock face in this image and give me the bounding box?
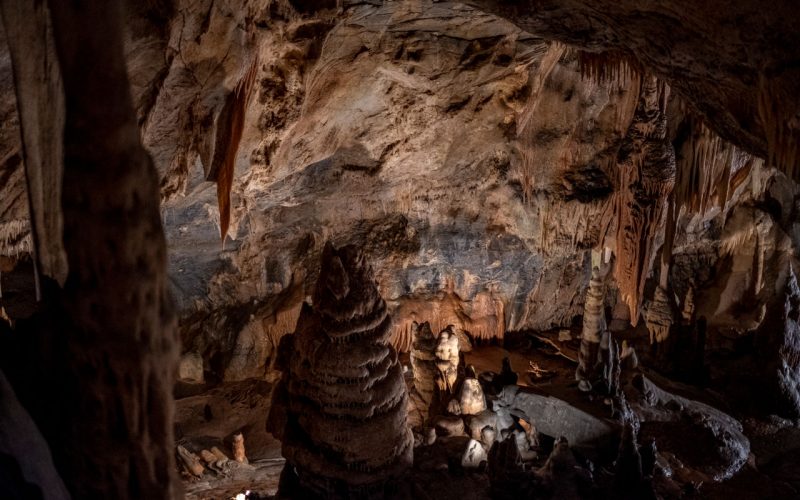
[269,242,413,497]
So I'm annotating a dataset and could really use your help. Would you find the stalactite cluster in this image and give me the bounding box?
[390,288,502,353]
[673,115,737,215]
[612,77,674,322]
[575,50,641,89]
[0,218,32,257]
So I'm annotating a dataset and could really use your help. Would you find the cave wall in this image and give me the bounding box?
[117,1,800,382]
[0,0,797,386]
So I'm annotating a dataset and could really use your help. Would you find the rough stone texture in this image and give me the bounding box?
[0,19,28,261]
[0,2,182,500]
[459,378,488,416]
[755,267,800,418]
[465,0,800,162]
[268,243,413,495]
[0,1,797,493]
[631,375,750,481]
[0,0,795,386]
[494,385,618,454]
[1,0,799,497]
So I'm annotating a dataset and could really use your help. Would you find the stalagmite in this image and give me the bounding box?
[409,321,438,427]
[435,326,460,394]
[599,331,621,396]
[645,286,673,344]
[267,242,413,497]
[232,432,248,465]
[576,265,607,391]
[458,378,487,416]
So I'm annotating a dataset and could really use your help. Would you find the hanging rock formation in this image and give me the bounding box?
[681,286,695,324]
[268,242,413,497]
[645,286,674,344]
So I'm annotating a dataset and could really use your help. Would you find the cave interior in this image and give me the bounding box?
[1,0,800,499]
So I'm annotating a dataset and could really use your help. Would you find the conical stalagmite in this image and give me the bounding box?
[268,243,413,497]
[577,266,607,391]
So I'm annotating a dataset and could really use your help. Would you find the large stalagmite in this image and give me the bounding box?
[576,265,607,390]
[268,242,413,497]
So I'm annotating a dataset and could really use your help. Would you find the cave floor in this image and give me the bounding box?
[177,330,800,499]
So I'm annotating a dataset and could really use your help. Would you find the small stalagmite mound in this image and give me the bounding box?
[268,242,413,497]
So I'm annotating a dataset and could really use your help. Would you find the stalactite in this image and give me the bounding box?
[514,42,566,206]
[389,288,503,352]
[517,42,567,134]
[210,55,260,243]
[682,286,695,324]
[673,116,736,215]
[645,285,673,344]
[0,219,33,257]
[575,50,641,89]
[613,77,674,323]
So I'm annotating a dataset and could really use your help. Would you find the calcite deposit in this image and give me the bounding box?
[0,0,800,498]
[267,243,413,497]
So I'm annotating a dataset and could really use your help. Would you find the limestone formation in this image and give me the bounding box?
[178,352,204,383]
[268,243,413,496]
[232,433,247,465]
[613,422,654,500]
[459,378,487,416]
[755,267,800,418]
[497,357,518,387]
[537,437,592,498]
[435,327,460,395]
[461,439,489,469]
[645,286,674,344]
[599,331,622,396]
[409,321,438,424]
[681,286,696,324]
[577,266,607,390]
